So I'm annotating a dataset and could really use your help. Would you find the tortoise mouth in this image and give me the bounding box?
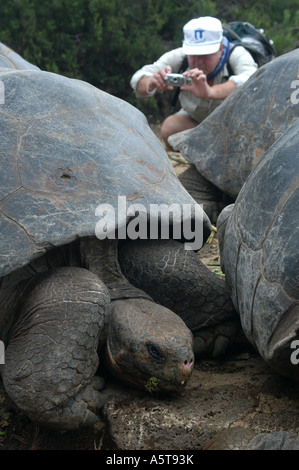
[105,340,191,393]
[105,340,124,378]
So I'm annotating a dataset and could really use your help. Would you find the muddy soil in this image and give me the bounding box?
[0,136,298,450]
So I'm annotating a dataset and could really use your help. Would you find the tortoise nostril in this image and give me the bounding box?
[183,358,193,369]
[184,358,193,364]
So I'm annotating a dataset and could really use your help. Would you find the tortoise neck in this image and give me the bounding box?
[80,236,126,286]
[80,236,153,301]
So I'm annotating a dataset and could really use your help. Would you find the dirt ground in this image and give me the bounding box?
[0,138,298,451]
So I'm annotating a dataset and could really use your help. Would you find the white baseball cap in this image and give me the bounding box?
[182,17,223,55]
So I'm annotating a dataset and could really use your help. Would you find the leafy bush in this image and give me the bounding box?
[216,0,299,54]
[0,0,297,119]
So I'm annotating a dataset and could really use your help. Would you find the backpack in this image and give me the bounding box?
[170,21,276,111]
[223,21,276,69]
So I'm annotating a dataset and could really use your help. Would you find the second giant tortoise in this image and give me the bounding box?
[169,48,299,222]
[0,66,238,430]
[217,119,299,382]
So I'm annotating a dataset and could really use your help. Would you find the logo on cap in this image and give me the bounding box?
[194,30,205,41]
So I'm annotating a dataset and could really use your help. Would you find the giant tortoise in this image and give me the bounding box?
[0,65,238,430]
[169,48,299,222]
[217,119,299,382]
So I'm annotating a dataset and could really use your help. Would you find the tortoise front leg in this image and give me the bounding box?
[1,267,111,430]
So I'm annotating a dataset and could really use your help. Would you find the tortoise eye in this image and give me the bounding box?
[147,344,164,361]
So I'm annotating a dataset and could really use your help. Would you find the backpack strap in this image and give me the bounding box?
[170,55,189,112]
[207,36,231,80]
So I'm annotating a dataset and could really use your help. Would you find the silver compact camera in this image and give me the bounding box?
[165,73,192,87]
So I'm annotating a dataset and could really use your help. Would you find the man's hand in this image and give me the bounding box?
[181,68,211,98]
[137,66,175,96]
[181,68,237,100]
[147,65,174,92]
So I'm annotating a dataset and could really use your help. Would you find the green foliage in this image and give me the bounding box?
[145,376,160,393]
[216,0,299,55]
[0,0,216,95]
[0,0,297,114]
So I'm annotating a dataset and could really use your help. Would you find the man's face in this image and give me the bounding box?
[188,44,224,75]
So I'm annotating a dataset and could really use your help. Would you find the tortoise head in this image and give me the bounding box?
[105,298,194,393]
